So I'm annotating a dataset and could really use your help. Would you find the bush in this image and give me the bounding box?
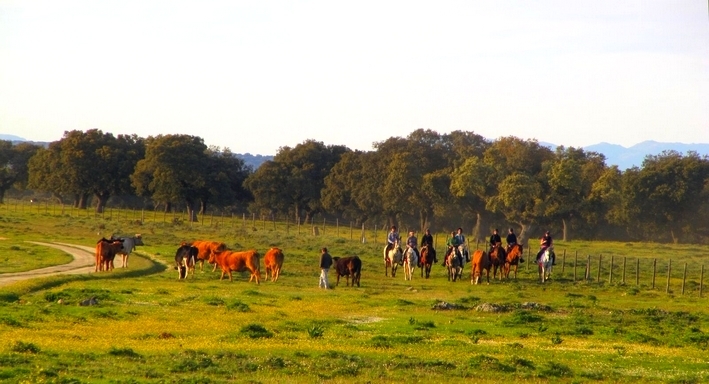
[240,323,273,339]
[11,341,40,354]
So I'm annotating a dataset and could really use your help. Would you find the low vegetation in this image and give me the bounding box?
[0,210,708,382]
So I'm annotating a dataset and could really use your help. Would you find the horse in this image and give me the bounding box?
[445,248,462,282]
[419,245,434,278]
[403,247,418,281]
[502,244,524,279]
[538,247,553,283]
[384,241,403,277]
[470,249,491,285]
[489,243,507,280]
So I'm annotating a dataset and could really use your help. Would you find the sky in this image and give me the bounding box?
[0,1,707,155]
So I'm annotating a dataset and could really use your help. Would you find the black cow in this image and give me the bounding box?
[175,244,198,279]
[332,256,362,287]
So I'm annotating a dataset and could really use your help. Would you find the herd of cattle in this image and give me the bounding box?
[94,236,543,285]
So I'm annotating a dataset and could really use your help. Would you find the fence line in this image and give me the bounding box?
[3,198,708,296]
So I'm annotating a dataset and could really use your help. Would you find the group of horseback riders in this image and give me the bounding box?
[384,225,555,266]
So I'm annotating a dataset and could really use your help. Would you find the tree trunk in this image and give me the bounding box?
[472,212,483,242]
[670,229,678,244]
[388,214,398,231]
[186,201,198,222]
[78,193,90,209]
[518,223,535,249]
[562,217,569,242]
[419,210,429,233]
[199,200,207,215]
[164,202,172,213]
[0,188,6,204]
[94,192,110,213]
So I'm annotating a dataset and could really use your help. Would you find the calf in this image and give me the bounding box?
[95,238,124,272]
[210,250,261,284]
[333,256,362,287]
[174,244,198,279]
[263,247,284,282]
[191,240,227,271]
[114,234,144,268]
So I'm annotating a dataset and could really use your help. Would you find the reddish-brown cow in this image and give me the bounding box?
[263,247,284,282]
[210,250,261,284]
[95,238,124,272]
[191,240,227,271]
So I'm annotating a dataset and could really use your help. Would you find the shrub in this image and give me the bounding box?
[226,300,250,312]
[108,347,142,359]
[240,323,273,339]
[11,341,40,354]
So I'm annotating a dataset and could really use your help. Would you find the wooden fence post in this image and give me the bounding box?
[609,255,614,284]
[666,259,671,293]
[374,225,377,244]
[561,249,566,275]
[622,257,626,284]
[682,263,687,295]
[700,265,704,298]
[336,219,339,237]
[573,251,577,282]
[586,255,591,281]
[652,258,657,289]
[636,258,640,286]
[597,254,602,283]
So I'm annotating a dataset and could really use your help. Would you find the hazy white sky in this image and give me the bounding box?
[1,0,707,155]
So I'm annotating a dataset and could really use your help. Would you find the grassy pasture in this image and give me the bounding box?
[1,207,709,383]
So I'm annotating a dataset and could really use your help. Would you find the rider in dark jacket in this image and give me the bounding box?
[420,229,437,263]
[506,228,517,252]
[489,229,502,251]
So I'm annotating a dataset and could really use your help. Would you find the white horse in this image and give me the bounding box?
[384,241,403,277]
[538,247,553,283]
[403,247,418,281]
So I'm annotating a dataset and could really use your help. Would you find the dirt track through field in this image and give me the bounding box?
[0,242,96,287]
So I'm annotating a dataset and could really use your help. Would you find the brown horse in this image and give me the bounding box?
[489,243,506,280]
[470,250,491,285]
[419,245,434,278]
[502,244,524,279]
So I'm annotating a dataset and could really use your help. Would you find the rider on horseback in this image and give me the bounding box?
[506,228,517,253]
[489,228,502,251]
[455,227,469,262]
[420,228,437,263]
[535,231,555,265]
[445,231,462,266]
[385,226,401,256]
[405,230,419,261]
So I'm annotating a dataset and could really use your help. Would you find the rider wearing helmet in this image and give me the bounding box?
[420,228,437,263]
[386,226,401,255]
[405,230,419,261]
[445,231,461,266]
[489,228,502,251]
[506,228,517,253]
[536,231,554,264]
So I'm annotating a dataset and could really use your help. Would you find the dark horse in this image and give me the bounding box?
[419,245,435,278]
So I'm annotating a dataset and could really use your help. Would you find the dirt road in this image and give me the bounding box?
[0,242,96,287]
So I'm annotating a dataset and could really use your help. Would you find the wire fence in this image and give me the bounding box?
[4,199,707,297]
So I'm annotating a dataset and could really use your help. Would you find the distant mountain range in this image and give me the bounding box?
[544,140,709,170]
[2,134,707,170]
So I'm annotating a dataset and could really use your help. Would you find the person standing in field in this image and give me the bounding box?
[319,247,333,289]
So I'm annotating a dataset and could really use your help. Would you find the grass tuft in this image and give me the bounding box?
[11,341,40,354]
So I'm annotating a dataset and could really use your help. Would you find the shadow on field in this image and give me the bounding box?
[0,252,166,301]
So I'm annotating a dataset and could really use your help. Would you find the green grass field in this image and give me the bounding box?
[1,206,708,383]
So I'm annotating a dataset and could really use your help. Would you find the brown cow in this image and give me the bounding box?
[263,247,284,282]
[95,238,124,272]
[332,256,362,287]
[191,240,227,271]
[210,250,261,284]
[470,249,491,285]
